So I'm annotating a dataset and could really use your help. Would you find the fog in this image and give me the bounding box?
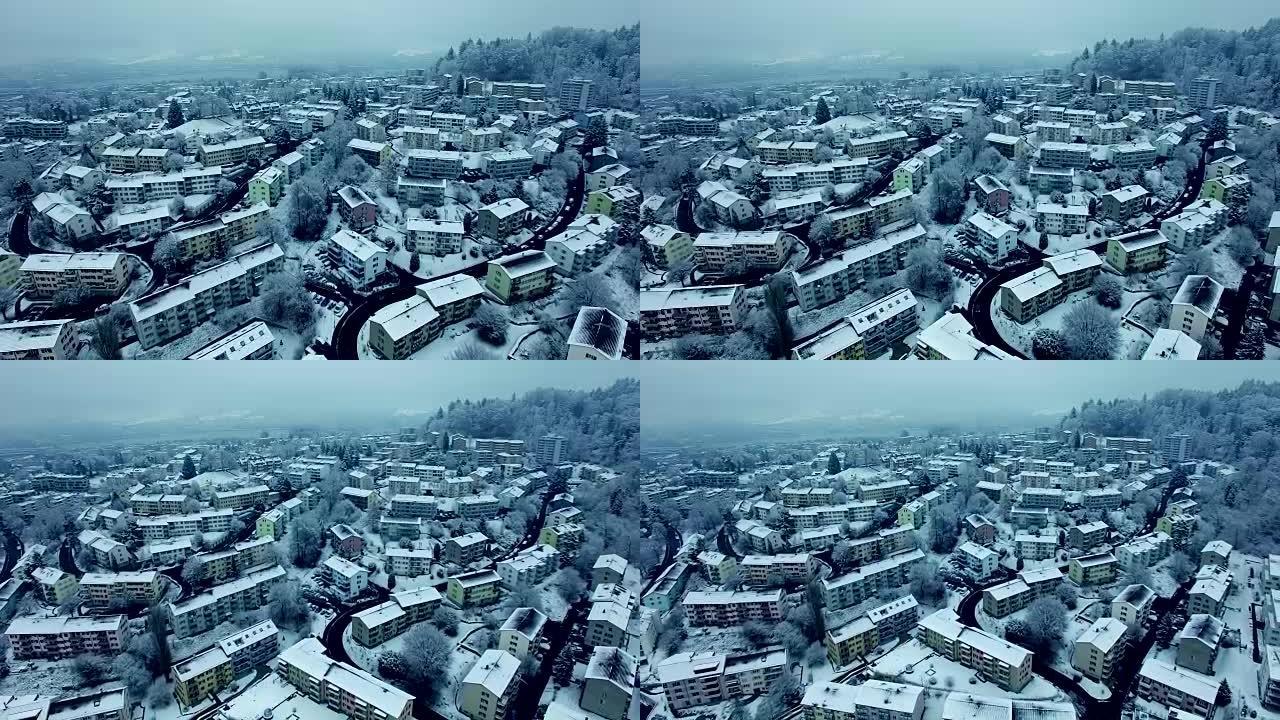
[0,363,633,433]
[641,0,1277,68]
[639,362,1280,435]
[0,0,639,65]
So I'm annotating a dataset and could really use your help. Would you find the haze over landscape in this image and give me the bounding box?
[0,0,640,68]
[640,364,1280,437]
[641,0,1279,78]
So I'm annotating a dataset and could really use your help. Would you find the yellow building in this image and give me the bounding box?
[0,249,21,289]
[485,250,556,304]
[825,617,880,667]
[256,509,283,540]
[538,523,585,552]
[173,648,233,708]
[1106,229,1168,273]
[248,166,284,206]
[1199,173,1250,206]
[447,570,501,608]
[585,185,641,219]
[1069,553,1118,586]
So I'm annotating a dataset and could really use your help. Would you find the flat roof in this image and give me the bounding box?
[640,285,741,312]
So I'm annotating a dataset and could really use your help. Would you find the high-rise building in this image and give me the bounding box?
[536,434,566,466]
[560,78,593,112]
[1189,77,1220,109]
[1163,434,1190,463]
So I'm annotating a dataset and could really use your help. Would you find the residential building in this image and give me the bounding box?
[656,648,788,711]
[1106,229,1168,273]
[476,198,529,240]
[790,224,925,311]
[792,289,918,360]
[7,615,126,660]
[459,649,520,720]
[1072,617,1127,683]
[277,637,413,720]
[918,609,1033,692]
[447,570,502,608]
[693,231,794,275]
[1176,614,1224,674]
[1036,203,1088,235]
[405,219,464,257]
[351,587,443,647]
[1168,275,1224,342]
[1069,553,1118,585]
[640,285,747,338]
[19,253,128,299]
[328,229,387,290]
[173,620,279,708]
[567,307,627,360]
[965,212,1018,262]
[337,186,378,232]
[129,243,285,349]
[1136,659,1218,719]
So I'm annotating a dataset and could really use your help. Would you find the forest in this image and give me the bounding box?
[424,378,639,470]
[1069,19,1280,109]
[1064,380,1280,554]
[432,25,640,110]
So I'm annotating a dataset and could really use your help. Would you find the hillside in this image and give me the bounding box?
[1068,18,1280,109]
[434,25,640,109]
[1063,381,1280,553]
[425,378,639,468]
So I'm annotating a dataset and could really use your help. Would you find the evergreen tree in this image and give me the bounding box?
[181,456,196,480]
[1216,680,1231,707]
[409,253,420,273]
[584,117,608,153]
[814,97,832,125]
[166,100,185,130]
[826,452,841,475]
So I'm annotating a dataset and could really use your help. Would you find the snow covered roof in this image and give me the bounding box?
[1104,184,1149,203]
[330,228,384,262]
[1138,659,1217,703]
[1142,329,1201,360]
[490,249,555,278]
[370,295,439,342]
[640,285,741,311]
[968,211,1015,237]
[463,649,520,697]
[1172,274,1224,313]
[1042,249,1100,276]
[568,306,626,360]
[1110,228,1169,252]
[1002,266,1062,303]
[1077,617,1127,653]
[416,274,484,308]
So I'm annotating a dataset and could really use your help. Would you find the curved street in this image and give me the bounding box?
[966,145,1208,358]
[331,167,585,360]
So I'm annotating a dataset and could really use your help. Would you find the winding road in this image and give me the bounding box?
[965,145,1209,358]
[330,167,585,360]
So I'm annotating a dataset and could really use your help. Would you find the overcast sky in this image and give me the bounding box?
[641,0,1278,68]
[0,0,639,65]
[0,364,633,432]
[640,363,1280,433]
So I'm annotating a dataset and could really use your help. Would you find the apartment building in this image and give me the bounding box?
[105,167,224,204]
[167,565,286,638]
[801,681,923,720]
[1111,141,1157,170]
[1177,614,1224,675]
[845,131,910,159]
[1200,173,1251,206]
[445,532,490,566]
[965,211,1018,262]
[792,289,919,360]
[1163,199,1228,250]
[1169,274,1224,342]
[918,609,1033,692]
[395,174,448,207]
[657,116,719,136]
[130,243,284,349]
[197,136,267,166]
[820,550,925,611]
[405,219,464,257]
[1101,185,1150,221]
[405,149,463,179]
[682,589,784,626]
[739,554,817,587]
[1036,203,1088,236]
[79,571,164,608]
[351,587,443,647]
[1069,553,1118,586]
[482,149,534,181]
[640,284,747,338]
[656,648,788,711]
[384,547,433,578]
[447,569,502,608]
[1072,617,1127,683]
[328,229,388,290]
[1112,583,1156,627]
[690,231,792,276]
[20,253,128,299]
[975,174,1012,216]
[6,615,127,660]
[1028,165,1075,194]
[585,185,642,220]
[277,638,413,720]
[212,484,270,511]
[0,319,77,360]
[790,223,925,311]
[1038,142,1090,169]
[1136,659,1218,719]
[173,620,279,707]
[458,650,520,720]
[999,249,1102,323]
